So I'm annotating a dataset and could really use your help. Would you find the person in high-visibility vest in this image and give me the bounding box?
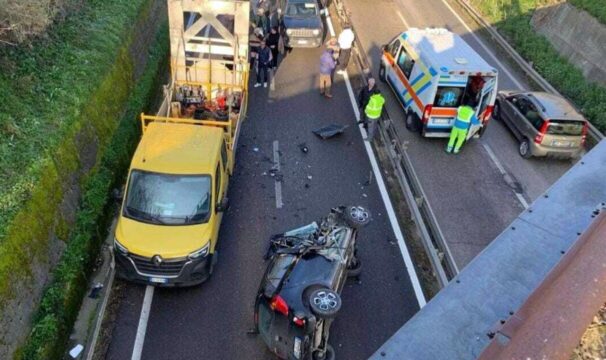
[446,104,480,154]
[364,90,385,141]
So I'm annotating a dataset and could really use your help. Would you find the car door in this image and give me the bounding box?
[507,95,534,140]
[211,162,225,251]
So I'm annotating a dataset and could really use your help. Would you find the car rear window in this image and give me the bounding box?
[546,120,585,136]
[264,255,296,295]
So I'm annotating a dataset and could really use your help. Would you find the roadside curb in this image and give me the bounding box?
[67,221,116,360]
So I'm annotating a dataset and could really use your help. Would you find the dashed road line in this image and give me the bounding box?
[273,140,283,209]
[326,14,427,307]
[131,285,154,360]
[481,142,529,209]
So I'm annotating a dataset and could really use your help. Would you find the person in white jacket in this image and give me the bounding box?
[337,24,355,72]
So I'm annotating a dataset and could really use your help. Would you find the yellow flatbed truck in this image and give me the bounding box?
[113,0,250,286]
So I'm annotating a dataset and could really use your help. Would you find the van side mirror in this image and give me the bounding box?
[112,188,123,203]
[216,197,230,213]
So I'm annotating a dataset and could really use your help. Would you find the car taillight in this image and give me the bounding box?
[484,105,494,122]
[535,120,550,144]
[270,295,289,316]
[581,122,588,146]
[421,104,433,124]
[292,316,305,327]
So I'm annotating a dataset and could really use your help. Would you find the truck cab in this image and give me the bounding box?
[280,0,325,48]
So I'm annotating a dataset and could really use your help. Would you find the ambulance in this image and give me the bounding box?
[379,28,498,138]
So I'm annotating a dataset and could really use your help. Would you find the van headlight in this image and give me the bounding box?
[312,29,320,36]
[188,243,210,259]
[286,29,293,35]
[114,237,129,255]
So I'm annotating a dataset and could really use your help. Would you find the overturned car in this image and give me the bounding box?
[253,206,371,360]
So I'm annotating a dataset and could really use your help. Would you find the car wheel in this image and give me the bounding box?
[379,65,386,82]
[313,344,336,360]
[344,206,371,228]
[309,288,341,319]
[519,138,532,159]
[347,257,362,278]
[492,102,501,121]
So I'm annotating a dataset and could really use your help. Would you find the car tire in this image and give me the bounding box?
[309,288,341,319]
[492,102,501,121]
[313,344,336,360]
[347,256,362,278]
[344,206,371,228]
[519,138,532,159]
[379,65,386,82]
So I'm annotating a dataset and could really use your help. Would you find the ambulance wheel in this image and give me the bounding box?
[405,112,420,132]
[475,124,487,138]
[379,65,386,82]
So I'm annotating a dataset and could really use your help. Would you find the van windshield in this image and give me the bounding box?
[124,170,211,225]
[286,3,318,17]
[546,120,585,136]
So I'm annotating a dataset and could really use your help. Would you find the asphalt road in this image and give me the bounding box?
[342,0,574,267]
[105,44,420,359]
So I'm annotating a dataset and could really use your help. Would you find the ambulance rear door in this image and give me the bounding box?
[467,76,497,140]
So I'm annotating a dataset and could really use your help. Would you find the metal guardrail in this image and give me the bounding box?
[332,0,457,288]
[454,0,604,146]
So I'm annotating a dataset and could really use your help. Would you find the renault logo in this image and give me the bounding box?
[152,255,163,267]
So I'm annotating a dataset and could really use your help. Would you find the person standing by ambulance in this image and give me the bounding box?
[319,48,336,98]
[446,102,480,154]
[336,24,355,73]
[364,90,385,141]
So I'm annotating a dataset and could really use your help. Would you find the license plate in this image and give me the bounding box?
[298,40,308,44]
[149,277,168,284]
[432,118,450,125]
[552,140,571,147]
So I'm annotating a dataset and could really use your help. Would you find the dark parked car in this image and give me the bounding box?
[252,206,370,360]
[493,91,588,159]
[280,0,325,48]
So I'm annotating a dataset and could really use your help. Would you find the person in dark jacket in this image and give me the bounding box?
[255,41,273,88]
[266,26,280,70]
[357,77,376,128]
[319,49,336,98]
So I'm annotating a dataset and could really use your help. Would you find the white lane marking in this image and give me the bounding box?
[481,142,529,209]
[439,0,524,90]
[396,10,411,28]
[273,140,283,209]
[131,285,154,360]
[328,12,426,307]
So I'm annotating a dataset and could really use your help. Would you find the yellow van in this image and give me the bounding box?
[113,120,230,286]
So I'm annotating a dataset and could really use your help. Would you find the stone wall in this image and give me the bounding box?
[532,2,606,86]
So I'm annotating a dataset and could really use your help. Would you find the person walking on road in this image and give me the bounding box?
[266,26,280,70]
[363,90,385,141]
[446,103,480,154]
[337,24,355,72]
[357,77,377,129]
[319,49,336,98]
[255,41,273,88]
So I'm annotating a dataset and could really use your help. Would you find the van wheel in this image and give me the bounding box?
[519,138,532,159]
[405,112,418,132]
[309,288,341,319]
[313,344,336,360]
[379,65,386,82]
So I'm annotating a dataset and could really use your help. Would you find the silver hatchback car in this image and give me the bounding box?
[493,91,588,159]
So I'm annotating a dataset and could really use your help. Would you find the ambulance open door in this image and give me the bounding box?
[467,77,497,140]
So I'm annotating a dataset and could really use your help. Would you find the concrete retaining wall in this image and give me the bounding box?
[532,2,606,86]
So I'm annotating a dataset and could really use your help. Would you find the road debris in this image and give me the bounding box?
[88,283,103,299]
[313,124,348,139]
[298,143,309,153]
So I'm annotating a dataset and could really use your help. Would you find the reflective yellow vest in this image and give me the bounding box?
[365,93,385,120]
[453,105,474,130]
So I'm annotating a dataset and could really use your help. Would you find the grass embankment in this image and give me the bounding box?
[17,26,168,358]
[0,0,149,306]
[469,0,606,132]
[570,0,606,25]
